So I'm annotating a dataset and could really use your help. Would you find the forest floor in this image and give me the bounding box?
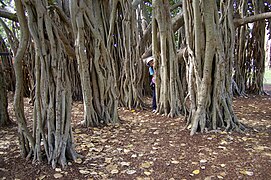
[0,87,271,180]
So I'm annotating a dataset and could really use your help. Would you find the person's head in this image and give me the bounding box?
[148,59,154,67]
[145,56,154,67]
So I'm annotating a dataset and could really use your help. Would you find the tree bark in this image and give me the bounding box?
[70,0,119,126]
[184,0,245,135]
[152,0,185,117]
[13,0,81,168]
[0,63,10,126]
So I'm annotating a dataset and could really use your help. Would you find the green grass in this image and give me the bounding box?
[264,68,271,85]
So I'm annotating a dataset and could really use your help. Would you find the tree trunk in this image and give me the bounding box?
[0,63,10,126]
[152,0,185,117]
[184,0,245,135]
[110,0,144,109]
[70,1,119,126]
[233,0,267,95]
[13,0,80,168]
[246,0,266,94]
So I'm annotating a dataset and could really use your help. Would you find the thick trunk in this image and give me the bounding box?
[13,0,81,168]
[70,1,119,126]
[152,0,184,117]
[184,0,245,135]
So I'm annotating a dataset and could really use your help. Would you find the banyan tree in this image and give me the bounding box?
[1,0,271,169]
[183,0,246,135]
[234,0,269,95]
[152,0,184,117]
[13,0,81,168]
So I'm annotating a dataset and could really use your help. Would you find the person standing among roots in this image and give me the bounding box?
[145,57,157,112]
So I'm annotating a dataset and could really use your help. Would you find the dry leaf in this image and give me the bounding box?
[204,176,215,180]
[240,170,253,176]
[53,173,63,179]
[111,169,119,174]
[55,168,62,172]
[192,169,200,175]
[38,175,46,180]
[79,170,90,174]
[144,171,152,176]
[200,159,207,164]
[171,160,180,164]
[124,149,131,153]
[220,172,226,176]
[141,161,152,168]
[253,146,267,151]
[120,162,130,166]
[75,158,83,164]
[126,169,137,175]
[105,158,112,163]
[131,154,137,158]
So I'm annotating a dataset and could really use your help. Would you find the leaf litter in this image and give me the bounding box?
[0,94,270,179]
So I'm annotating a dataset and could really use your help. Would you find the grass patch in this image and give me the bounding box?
[264,68,271,84]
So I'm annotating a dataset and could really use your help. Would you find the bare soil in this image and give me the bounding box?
[0,92,271,180]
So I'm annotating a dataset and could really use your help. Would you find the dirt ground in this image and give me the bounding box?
[0,90,271,180]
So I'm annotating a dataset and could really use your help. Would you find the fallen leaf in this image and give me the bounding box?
[204,176,215,180]
[126,169,137,175]
[120,162,130,166]
[192,169,200,175]
[79,170,90,174]
[111,169,119,174]
[106,164,118,173]
[144,171,152,176]
[55,168,62,172]
[253,146,267,151]
[53,173,63,179]
[140,161,152,168]
[124,149,131,153]
[171,160,179,164]
[38,175,46,180]
[263,152,271,157]
[105,158,112,163]
[200,159,207,164]
[240,170,253,176]
[75,158,83,164]
[131,154,137,158]
[220,172,226,176]
[218,146,226,150]
[220,140,228,145]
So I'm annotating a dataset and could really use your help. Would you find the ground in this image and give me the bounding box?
[0,90,271,180]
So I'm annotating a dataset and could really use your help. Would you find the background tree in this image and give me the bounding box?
[233,0,271,95]
[70,1,119,126]
[109,0,144,109]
